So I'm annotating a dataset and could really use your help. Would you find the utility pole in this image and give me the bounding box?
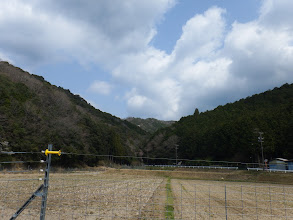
[175,144,179,166]
[258,132,265,170]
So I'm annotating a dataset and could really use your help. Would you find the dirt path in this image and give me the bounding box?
[140,178,167,219]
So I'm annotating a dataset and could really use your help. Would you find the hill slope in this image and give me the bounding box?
[0,61,147,166]
[145,83,293,162]
[125,117,175,133]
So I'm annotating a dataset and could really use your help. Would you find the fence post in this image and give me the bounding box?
[255,186,258,219]
[209,185,211,218]
[269,186,272,217]
[10,185,44,220]
[283,186,287,219]
[194,184,196,220]
[40,144,53,220]
[181,184,183,219]
[225,185,228,220]
[241,185,244,219]
[139,181,142,217]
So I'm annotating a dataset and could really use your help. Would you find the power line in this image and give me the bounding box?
[1,150,255,165]
[0,160,43,164]
[0,151,42,155]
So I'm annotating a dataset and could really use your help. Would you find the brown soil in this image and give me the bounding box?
[1,168,293,219]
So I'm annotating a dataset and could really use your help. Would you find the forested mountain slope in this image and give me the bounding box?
[0,61,147,166]
[125,117,175,133]
[1,61,292,166]
[145,83,293,162]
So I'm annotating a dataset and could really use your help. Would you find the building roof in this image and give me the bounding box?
[274,158,289,162]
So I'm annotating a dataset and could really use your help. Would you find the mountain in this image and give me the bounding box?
[125,117,175,133]
[144,83,293,162]
[0,61,148,166]
[1,61,292,166]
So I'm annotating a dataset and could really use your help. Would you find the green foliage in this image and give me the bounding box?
[165,178,175,219]
[193,108,199,117]
[0,61,148,167]
[147,83,293,162]
[126,117,174,134]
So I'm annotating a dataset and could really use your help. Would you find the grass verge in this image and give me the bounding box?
[165,178,175,219]
[115,168,293,185]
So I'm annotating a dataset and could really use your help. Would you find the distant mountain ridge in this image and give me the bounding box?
[125,117,175,133]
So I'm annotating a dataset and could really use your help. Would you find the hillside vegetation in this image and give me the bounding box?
[145,83,293,163]
[0,61,147,166]
[126,117,174,133]
[1,61,292,166]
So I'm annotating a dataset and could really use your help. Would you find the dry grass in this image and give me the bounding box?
[171,179,293,219]
[0,169,164,219]
[1,168,293,219]
[118,168,293,185]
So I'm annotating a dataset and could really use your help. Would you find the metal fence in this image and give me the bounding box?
[1,145,293,219]
[0,144,56,219]
[0,176,44,219]
[247,167,293,173]
[1,171,293,219]
[145,165,239,170]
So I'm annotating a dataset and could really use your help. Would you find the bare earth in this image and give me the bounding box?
[1,168,293,219]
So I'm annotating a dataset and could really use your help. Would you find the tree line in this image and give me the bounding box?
[145,83,293,163]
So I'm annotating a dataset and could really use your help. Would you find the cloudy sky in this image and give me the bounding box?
[1,0,293,120]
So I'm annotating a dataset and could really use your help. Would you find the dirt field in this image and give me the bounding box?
[1,168,293,219]
[171,179,293,219]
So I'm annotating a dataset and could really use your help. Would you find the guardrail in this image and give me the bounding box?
[247,168,293,173]
[145,164,239,170]
[267,169,293,173]
[147,165,293,172]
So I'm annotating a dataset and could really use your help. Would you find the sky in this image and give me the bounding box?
[0,0,293,120]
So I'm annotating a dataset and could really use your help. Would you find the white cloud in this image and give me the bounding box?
[88,81,112,95]
[0,0,175,66]
[127,95,149,109]
[224,11,293,91]
[112,7,229,119]
[116,1,293,119]
[259,0,293,29]
[0,0,86,65]
[1,0,293,120]
[172,7,226,62]
[0,52,12,63]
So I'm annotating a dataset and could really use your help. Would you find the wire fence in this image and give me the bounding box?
[2,148,292,172]
[0,149,261,169]
[1,170,293,219]
[0,177,44,219]
[1,147,293,219]
[0,145,54,220]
